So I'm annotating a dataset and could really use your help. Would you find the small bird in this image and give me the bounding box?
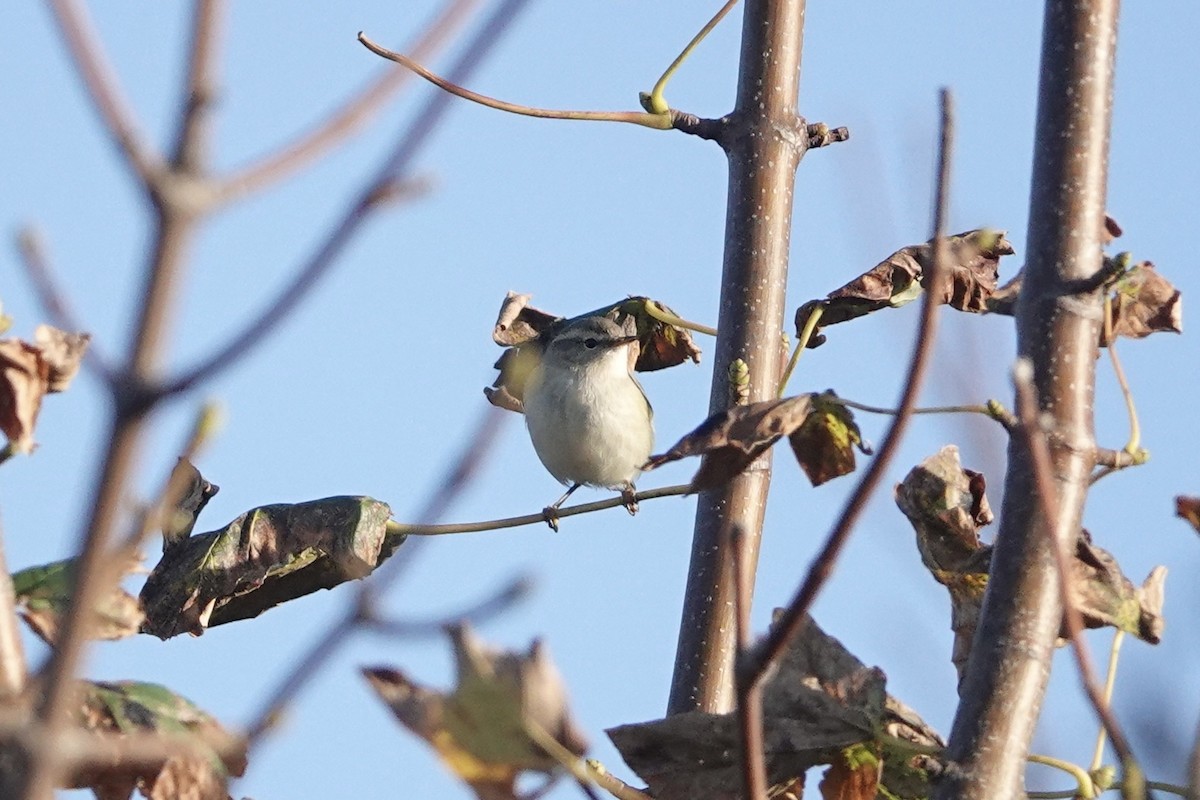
[522,315,654,527]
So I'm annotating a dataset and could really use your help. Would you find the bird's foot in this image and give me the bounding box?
[620,484,639,516]
[541,505,561,532]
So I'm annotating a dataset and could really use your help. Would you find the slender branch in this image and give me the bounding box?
[583,760,653,800]
[14,227,116,382]
[1103,298,1141,454]
[1028,753,1096,798]
[643,0,741,115]
[741,89,954,688]
[244,407,505,746]
[357,34,674,130]
[1012,363,1141,790]
[361,575,532,637]
[1090,630,1126,772]
[162,0,534,398]
[45,0,162,187]
[390,483,693,537]
[837,396,1017,430]
[218,0,478,200]
[23,4,232,795]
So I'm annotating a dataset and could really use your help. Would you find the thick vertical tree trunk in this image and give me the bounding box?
[669,0,808,715]
[935,1,1119,796]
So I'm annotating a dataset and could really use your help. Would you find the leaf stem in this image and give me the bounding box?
[643,0,741,115]
[777,304,823,397]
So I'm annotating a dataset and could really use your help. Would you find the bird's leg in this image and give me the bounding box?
[620,482,639,516]
[542,483,580,532]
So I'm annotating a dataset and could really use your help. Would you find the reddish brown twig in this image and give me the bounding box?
[731,525,767,800]
[741,88,954,688]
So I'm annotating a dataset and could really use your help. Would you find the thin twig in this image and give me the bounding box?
[1090,630,1126,772]
[731,525,767,800]
[389,483,694,537]
[643,0,741,114]
[583,760,653,800]
[162,0,535,398]
[14,227,115,382]
[357,34,674,129]
[837,396,1016,429]
[361,575,532,637]
[1012,362,1143,794]
[170,0,223,174]
[46,0,161,187]
[742,89,955,687]
[218,0,478,200]
[242,407,505,746]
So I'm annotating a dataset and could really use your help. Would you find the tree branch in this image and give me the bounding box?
[668,0,809,717]
[217,0,478,201]
[935,1,1119,796]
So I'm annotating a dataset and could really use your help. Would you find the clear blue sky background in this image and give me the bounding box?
[3,2,1198,797]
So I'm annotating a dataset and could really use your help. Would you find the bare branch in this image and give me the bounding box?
[1012,362,1143,790]
[391,483,693,537]
[357,33,673,129]
[171,0,224,174]
[360,575,532,637]
[14,227,116,382]
[741,89,954,688]
[45,0,162,187]
[218,0,479,201]
[161,0,536,398]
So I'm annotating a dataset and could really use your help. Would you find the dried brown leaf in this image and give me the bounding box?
[796,229,1014,348]
[608,616,942,800]
[492,291,562,347]
[1177,496,1200,534]
[1101,261,1183,345]
[65,681,245,799]
[484,344,543,413]
[789,392,868,486]
[140,496,392,639]
[1069,531,1166,644]
[895,447,995,685]
[364,624,587,800]
[161,458,220,550]
[0,338,49,453]
[34,324,91,392]
[643,394,816,491]
[13,556,145,644]
[613,297,703,372]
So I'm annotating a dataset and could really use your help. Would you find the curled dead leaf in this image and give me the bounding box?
[0,325,91,453]
[65,680,246,800]
[644,392,864,491]
[161,458,220,551]
[13,556,145,644]
[607,615,942,800]
[1101,261,1183,345]
[364,623,587,800]
[795,229,1014,348]
[34,324,91,392]
[140,495,392,639]
[492,291,562,348]
[1177,496,1200,534]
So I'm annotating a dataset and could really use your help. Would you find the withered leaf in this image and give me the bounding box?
[644,392,864,490]
[0,338,49,454]
[608,615,942,800]
[1101,261,1183,345]
[795,229,1014,348]
[789,392,869,486]
[1177,496,1200,534]
[139,495,392,639]
[894,447,993,685]
[13,556,144,644]
[612,297,703,372]
[65,680,246,800]
[1070,531,1165,645]
[819,744,880,800]
[364,623,588,800]
[161,458,220,551]
[492,291,563,347]
[486,293,704,412]
[34,324,91,392]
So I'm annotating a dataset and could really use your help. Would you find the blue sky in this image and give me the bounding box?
[3,1,1198,797]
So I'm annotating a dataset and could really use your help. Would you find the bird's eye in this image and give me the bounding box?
[583,338,599,349]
